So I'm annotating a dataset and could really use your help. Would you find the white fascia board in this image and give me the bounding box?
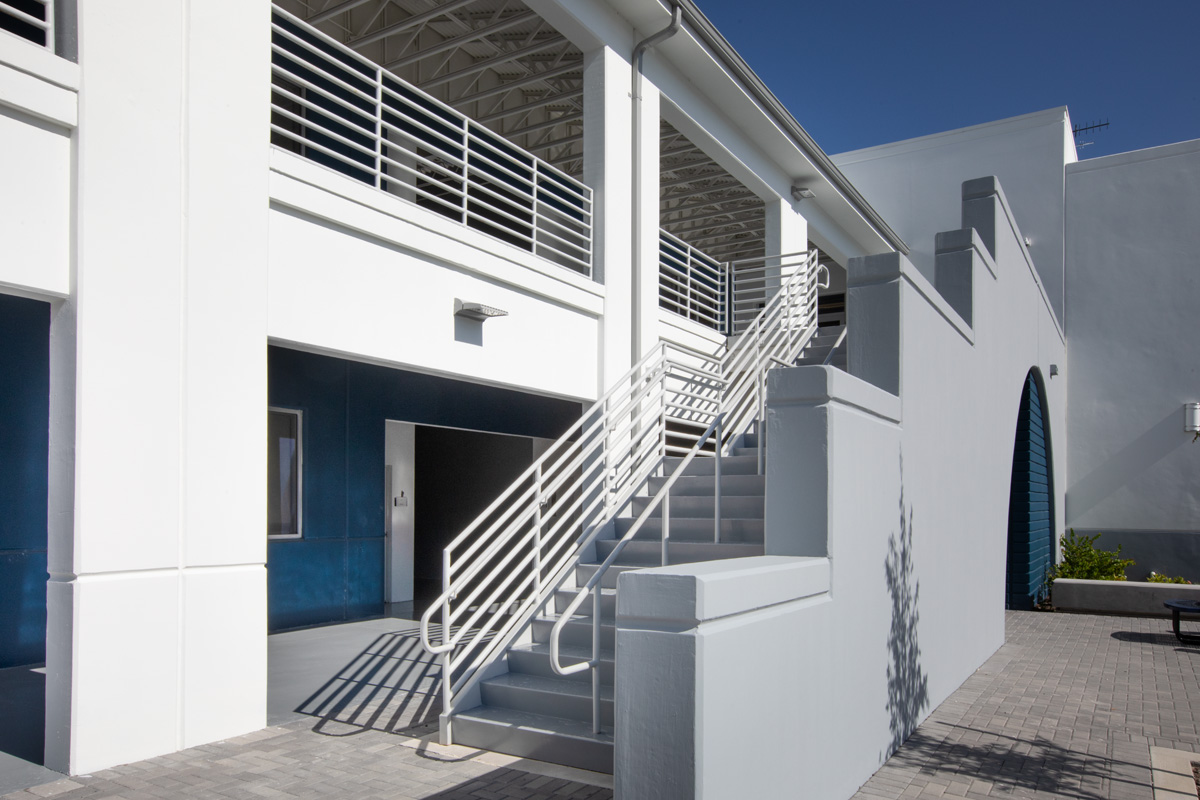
[268,148,605,317]
[0,34,78,127]
[834,107,1073,166]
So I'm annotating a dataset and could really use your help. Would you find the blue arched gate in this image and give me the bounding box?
[1006,371,1054,609]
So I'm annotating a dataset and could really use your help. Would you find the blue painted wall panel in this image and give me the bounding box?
[0,294,50,667]
[266,346,580,631]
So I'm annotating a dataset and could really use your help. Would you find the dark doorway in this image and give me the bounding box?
[1005,370,1054,609]
[413,426,537,614]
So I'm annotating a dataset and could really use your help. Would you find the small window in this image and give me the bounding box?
[268,408,302,539]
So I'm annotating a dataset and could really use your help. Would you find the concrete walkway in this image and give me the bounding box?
[853,611,1200,800]
[3,611,1197,799]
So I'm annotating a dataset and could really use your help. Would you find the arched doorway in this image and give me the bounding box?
[1006,370,1054,609]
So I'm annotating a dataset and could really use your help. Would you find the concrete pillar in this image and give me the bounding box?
[45,0,270,774]
[583,46,633,390]
[846,252,906,397]
[763,196,809,282]
[632,74,661,362]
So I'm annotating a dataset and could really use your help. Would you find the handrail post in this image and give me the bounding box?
[374,64,383,190]
[533,465,542,594]
[714,416,722,544]
[662,491,670,566]
[592,584,602,734]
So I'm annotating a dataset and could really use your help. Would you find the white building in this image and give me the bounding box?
[0,0,1195,797]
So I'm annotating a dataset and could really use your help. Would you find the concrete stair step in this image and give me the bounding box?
[574,562,640,589]
[479,672,614,727]
[631,494,764,519]
[553,587,617,619]
[616,516,765,543]
[594,539,764,566]
[532,615,615,649]
[449,706,613,774]
[507,642,615,685]
[662,454,759,476]
[647,474,765,496]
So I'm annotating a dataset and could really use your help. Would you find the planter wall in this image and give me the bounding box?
[1052,578,1200,617]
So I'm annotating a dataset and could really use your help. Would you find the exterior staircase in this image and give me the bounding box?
[448,435,766,772]
[420,249,823,777]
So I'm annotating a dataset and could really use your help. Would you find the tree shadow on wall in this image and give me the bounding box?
[885,475,929,755]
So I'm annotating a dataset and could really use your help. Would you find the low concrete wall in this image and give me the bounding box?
[614,556,832,800]
[1052,579,1200,617]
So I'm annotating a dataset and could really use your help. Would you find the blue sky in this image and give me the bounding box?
[693,0,1200,160]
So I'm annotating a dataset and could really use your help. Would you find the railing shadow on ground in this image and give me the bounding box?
[885,468,929,756]
[418,766,613,799]
[295,628,491,738]
[888,722,1149,800]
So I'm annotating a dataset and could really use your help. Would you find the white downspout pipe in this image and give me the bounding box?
[631,5,682,364]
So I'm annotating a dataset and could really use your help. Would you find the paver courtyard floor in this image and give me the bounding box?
[853,611,1200,800]
[3,611,1196,799]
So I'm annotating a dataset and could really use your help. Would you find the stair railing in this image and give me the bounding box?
[547,249,821,733]
[419,250,819,738]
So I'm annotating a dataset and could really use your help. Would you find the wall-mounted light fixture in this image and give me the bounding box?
[1185,402,1200,433]
[1049,364,1059,378]
[790,185,815,202]
[454,299,508,321]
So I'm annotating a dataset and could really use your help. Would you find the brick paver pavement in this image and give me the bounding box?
[853,610,1200,800]
[4,611,1196,799]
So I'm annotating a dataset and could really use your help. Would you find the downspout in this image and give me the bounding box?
[631,5,682,364]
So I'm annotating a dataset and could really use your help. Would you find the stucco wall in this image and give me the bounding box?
[617,176,1068,799]
[833,108,1075,323]
[1064,140,1200,580]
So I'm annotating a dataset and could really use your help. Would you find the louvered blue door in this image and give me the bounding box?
[1006,372,1053,609]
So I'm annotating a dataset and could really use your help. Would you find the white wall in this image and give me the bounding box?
[46,0,270,774]
[833,108,1075,323]
[1064,140,1200,578]
[384,421,416,604]
[0,33,78,299]
[617,176,1067,799]
[268,151,603,403]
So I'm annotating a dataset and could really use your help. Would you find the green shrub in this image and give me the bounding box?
[1146,572,1192,584]
[1048,530,1134,583]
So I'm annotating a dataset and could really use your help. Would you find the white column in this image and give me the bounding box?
[45,0,270,774]
[632,74,661,361]
[583,45,633,390]
[764,196,809,286]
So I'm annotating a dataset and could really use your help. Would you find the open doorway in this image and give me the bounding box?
[384,422,552,618]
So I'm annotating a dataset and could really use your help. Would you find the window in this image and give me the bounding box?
[268,408,302,539]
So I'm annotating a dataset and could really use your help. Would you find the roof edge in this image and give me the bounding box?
[676,0,908,255]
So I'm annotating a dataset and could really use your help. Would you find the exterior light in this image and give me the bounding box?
[1049,364,1059,377]
[1186,402,1200,433]
[791,185,815,201]
[454,299,508,321]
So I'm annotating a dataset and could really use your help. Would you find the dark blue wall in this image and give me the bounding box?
[266,346,581,631]
[1006,370,1054,610]
[0,294,50,668]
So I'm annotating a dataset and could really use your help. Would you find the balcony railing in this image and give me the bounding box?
[269,8,593,277]
[0,1,52,50]
[659,229,724,332]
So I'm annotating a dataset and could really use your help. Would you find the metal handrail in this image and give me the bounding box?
[419,248,819,734]
[270,7,592,276]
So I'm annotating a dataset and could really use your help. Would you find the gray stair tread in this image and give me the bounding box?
[510,641,615,663]
[483,671,614,702]
[454,705,614,744]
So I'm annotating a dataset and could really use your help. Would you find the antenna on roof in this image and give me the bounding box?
[1072,119,1110,138]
